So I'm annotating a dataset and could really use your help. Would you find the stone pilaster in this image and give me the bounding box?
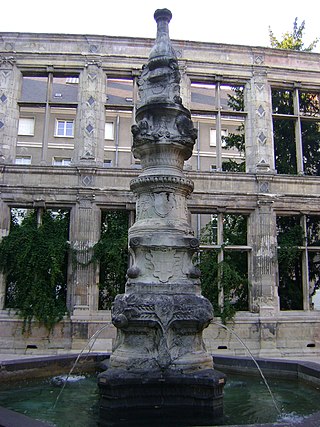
[0,199,10,309]
[69,192,100,315]
[248,195,279,314]
[0,56,20,163]
[73,62,106,166]
[245,68,275,173]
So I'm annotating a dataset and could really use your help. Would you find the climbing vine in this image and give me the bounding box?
[0,209,69,332]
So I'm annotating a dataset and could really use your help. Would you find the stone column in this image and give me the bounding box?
[248,196,279,314]
[0,56,21,163]
[248,195,281,356]
[73,62,106,166]
[0,199,10,309]
[245,68,275,173]
[99,9,225,426]
[69,192,101,315]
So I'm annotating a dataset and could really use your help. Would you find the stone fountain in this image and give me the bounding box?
[98,8,226,425]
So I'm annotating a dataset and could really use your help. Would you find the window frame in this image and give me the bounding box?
[18,117,35,136]
[55,119,74,138]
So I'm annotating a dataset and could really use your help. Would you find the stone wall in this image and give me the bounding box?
[0,32,320,356]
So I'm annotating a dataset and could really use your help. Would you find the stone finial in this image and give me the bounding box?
[137,8,181,108]
[148,9,176,70]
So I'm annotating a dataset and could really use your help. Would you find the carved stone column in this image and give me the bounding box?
[245,68,275,173]
[74,62,106,166]
[69,192,100,315]
[0,56,20,163]
[248,195,279,314]
[99,9,225,426]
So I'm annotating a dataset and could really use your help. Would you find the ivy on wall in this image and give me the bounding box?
[0,209,69,332]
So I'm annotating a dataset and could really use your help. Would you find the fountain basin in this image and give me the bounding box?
[1,353,320,427]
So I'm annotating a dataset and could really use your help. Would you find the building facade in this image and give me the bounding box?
[0,32,320,356]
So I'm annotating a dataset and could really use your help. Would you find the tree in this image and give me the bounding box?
[269,18,319,51]
[0,209,69,332]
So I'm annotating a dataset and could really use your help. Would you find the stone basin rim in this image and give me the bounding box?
[1,353,320,427]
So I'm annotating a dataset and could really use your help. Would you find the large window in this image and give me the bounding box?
[272,87,320,175]
[277,215,320,310]
[190,81,246,172]
[104,76,135,168]
[192,212,250,319]
[18,74,78,164]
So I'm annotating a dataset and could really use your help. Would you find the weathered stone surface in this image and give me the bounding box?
[99,9,225,422]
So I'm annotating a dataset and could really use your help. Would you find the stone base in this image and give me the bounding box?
[98,368,226,426]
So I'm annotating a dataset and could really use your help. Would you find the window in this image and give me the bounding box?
[15,156,32,165]
[210,129,228,147]
[272,87,320,176]
[18,118,35,136]
[192,212,250,315]
[55,120,74,137]
[53,157,72,166]
[277,214,320,310]
[105,122,114,140]
[103,159,113,168]
[106,78,134,106]
[191,82,246,172]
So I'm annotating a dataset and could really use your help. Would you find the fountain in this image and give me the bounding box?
[98,8,226,426]
[2,8,320,427]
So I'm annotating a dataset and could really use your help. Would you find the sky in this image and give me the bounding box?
[2,0,320,52]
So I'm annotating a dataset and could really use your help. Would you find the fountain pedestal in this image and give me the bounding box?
[98,9,226,425]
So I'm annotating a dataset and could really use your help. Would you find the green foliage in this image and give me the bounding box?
[198,215,249,323]
[93,210,128,309]
[277,217,304,310]
[0,209,69,332]
[269,18,319,51]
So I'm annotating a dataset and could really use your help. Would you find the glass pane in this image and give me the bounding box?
[106,78,133,106]
[51,76,79,103]
[301,120,320,176]
[272,89,294,115]
[18,118,35,135]
[65,121,74,136]
[21,76,48,103]
[190,82,216,111]
[299,91,320,117]
[105,122,114,140]
[273,119,297,174]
